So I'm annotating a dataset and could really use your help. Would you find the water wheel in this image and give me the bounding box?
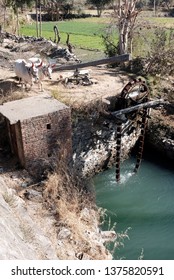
[115,78,150,182]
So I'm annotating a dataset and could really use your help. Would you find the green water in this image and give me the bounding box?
[93,154,174,260]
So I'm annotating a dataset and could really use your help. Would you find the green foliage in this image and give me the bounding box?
[146,28,174,76]
[126,28,174,77]
[151,28,167,52]
[135,0,146,9]
[86,0,112,16]
[6,0,33,13]
[124,56,146,75]
[168,8,174,16]
[98,22,120,56]
[148,0,160,6]
[102,34,119,57]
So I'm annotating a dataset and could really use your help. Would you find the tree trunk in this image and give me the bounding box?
[16,8,19,36]
[3,5,6,30]
[117,0,139,55]
[36,0,39,37]
[39,5,42,37]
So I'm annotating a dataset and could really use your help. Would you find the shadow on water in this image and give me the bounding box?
[134,140,174,173]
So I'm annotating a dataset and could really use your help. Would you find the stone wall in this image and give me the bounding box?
[72,111,141,178]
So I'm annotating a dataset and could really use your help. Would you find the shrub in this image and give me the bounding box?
[145,29,174,76]
[102,34,119,57]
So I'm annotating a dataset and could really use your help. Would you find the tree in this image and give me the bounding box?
[5,0,33,34]
[0,0,9,29]
[115,0,140,55]
[86,0,112,16]
[46,0,70,21]
[7,0,33,13]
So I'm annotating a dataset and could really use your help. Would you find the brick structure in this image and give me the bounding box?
[0,94,72,177]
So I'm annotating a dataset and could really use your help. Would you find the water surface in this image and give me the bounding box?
[93,155,174,260]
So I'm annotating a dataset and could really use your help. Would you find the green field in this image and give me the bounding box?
[20,18,113,51]
[20,14,174,55]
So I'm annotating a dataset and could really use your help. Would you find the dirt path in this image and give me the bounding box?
[0,38,130,107]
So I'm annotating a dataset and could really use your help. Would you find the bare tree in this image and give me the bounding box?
[114,0,140,55]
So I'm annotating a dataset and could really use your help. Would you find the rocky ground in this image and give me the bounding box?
[0,172,116,260]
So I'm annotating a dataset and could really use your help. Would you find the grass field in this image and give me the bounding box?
[20,12,174,55]
[20,18,112,51]
[144,16,174,28]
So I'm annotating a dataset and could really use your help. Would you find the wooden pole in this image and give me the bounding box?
[53,54,131,72]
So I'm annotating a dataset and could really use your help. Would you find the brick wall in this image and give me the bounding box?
[20,107,72,178]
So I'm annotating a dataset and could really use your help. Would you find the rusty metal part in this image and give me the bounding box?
[115,78,150,182]
[134,108,149,173]
[115,123,122,182]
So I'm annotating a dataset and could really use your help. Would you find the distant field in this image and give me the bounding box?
[20,12,174,55]
[144,16,174,28]
[20,18,113,51]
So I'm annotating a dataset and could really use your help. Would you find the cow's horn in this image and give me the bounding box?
[37,61,42,68]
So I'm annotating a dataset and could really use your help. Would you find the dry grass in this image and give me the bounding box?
[42,165,112,259]
[43,167,95,227]
[2,191,18,208]
[0,77,28,105]
[0,90,27,105]
[19,221,35,242]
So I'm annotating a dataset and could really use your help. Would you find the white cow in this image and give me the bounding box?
[28,57,55,91]
[28,57,41,65]
[14,59,38,90]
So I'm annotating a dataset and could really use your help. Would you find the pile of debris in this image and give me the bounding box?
[48,46,81,63]
[59,69,98,87]
[0,32,81,64]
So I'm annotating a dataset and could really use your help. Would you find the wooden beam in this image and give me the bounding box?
[111,99,169,117]
[53,54,131,72]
